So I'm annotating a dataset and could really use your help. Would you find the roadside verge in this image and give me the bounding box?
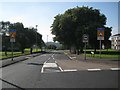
[0,53,42,68]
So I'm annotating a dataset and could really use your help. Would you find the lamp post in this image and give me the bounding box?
[0,22,9,56]
[35,25,38,52]
[47,35,48,43]
[46,35,48,51]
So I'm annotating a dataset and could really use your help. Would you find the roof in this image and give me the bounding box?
[112,34,120,36]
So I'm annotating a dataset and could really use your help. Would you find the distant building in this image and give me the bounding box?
[46,42,62,49]
[111,34,120,50]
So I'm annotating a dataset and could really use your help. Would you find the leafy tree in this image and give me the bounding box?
[0,21,11,56]
[51,6,112,54]
[1,21,43,54]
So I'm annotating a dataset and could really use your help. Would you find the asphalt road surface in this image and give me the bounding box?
[1,50,119,89]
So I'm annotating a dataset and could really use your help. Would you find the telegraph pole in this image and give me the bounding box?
[36,25,38,52]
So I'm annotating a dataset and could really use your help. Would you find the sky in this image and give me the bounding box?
[0,1,119,42]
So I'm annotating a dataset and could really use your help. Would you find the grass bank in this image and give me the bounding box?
[0,48,41,59]
[83,49,119,59]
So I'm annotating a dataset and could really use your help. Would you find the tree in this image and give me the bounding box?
[0,21,43,54]
[9,22,42,53]
[51,6,112,54]
[0,21,11,56]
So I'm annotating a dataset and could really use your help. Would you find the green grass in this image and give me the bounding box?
[0,48,41,59]
[83,49,119,59]
[84,53,119,59]
[85,49,118,52]
[1,52,23,59]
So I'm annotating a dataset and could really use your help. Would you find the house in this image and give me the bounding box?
[111,34,120,50]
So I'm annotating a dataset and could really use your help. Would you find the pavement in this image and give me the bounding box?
[56,50,120,72]
[0,53,42,68]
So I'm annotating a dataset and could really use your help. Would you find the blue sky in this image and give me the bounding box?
[0,2,119,42]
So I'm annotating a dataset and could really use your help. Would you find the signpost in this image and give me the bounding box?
[9,29,16,61]
[83,34,89,60]
[97,28,104,58]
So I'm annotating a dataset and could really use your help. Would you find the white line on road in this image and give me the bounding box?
[58,66,63,72]
[48,57,50,60]
[88,69,101,71]
[52,54,54,58]
[41,60,48,73]
[110,68,120,70]
[43,63,58,68]
[41,66,44,73]
[71,57,76,59]
[63,69,77,72]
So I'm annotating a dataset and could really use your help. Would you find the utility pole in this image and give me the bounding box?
[47,35,48,43]
[46,35,48,51]
[36,25,38,52]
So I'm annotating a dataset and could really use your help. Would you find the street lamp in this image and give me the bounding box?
[35,25,38,52]
[47,35,48,43]
[0,22,10,56]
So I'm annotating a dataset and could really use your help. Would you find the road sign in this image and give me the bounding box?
[10,38,15,42]
[97,28,104,40]
[83,34,89,43]
[9,29,16,38]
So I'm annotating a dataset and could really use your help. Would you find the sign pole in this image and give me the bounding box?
[83,34,89,60]
[100,40,101,58]
[9,29,16,61]
[84,42,86,60]
[11,39,13,61]
[97,28,104,59]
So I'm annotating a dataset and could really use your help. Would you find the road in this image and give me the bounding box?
[1,50,119,89]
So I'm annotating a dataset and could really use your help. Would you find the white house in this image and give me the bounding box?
[111,34,120,50]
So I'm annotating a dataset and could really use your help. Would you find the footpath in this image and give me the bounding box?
[56,50,120,72]
[0,53,41,68]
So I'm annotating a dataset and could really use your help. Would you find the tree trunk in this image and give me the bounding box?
[70,46,76,54]
[30,48,33,54]
[21,49,24,54]
[80,47,83,53]
[5,47,7,56]
[76,49,79,55]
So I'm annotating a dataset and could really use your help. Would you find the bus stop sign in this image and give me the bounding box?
[83,34,89,43]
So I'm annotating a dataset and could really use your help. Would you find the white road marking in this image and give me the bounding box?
[43,63,58,68]
[41,66,44,73]
[59,66,64,72]
[63,69,77,72]
[88,69,101,71]
[48,58,50,60]
[55,61,57,64]
[41,62,60,73]
[44,61,47,64]
[71,57,76,59]
[52,54,54,58]
[25,56,31,59]
[110,68,120,70]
